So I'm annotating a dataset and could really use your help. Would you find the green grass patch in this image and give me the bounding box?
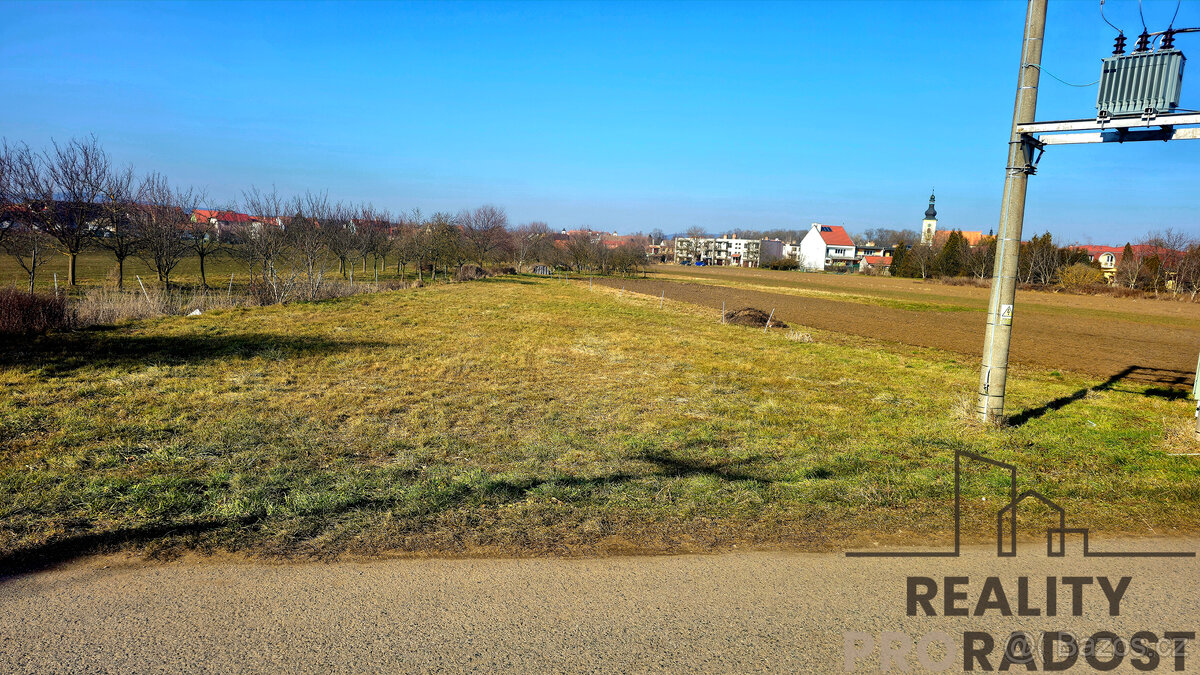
[1,277,1197,563]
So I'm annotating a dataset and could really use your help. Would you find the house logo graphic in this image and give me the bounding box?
[845,450,1196,559]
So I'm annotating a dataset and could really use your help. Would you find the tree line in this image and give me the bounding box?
[887,228,1200,299]
[0,136,651,301]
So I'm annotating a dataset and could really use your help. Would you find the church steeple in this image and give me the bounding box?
[921,190,938,245]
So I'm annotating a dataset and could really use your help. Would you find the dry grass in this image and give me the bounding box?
[1,275,1198,566]
[74,287,250,327]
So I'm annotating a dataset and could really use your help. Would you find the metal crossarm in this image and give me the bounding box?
[1017,112,1200,145]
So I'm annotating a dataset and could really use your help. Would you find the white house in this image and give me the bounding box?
[797,223,857,270]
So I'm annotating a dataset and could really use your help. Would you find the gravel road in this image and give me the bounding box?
[3,538,1198,673]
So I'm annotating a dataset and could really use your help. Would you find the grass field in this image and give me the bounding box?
[2,275,1198,566]
[0,250,412,295]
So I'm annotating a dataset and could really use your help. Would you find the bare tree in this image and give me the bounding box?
[906,243,937,280]
[1115,242,1143,289]
[136,172,200,290]
[185,205,229,289]
[37,136,112,285]
[1017,232,1059,285]
[324,202,361,281]
[1176,242,1200,301]
[359,204,391,281]
[565,232,595,272]
[94,165,142,289]
[409,209,432,283]
[428,211,463,281]
[240,185,298,302]
[965,239,996,279]
[287,190,334,299]
[611,238,649,277]
[384,208,425,283]
[2,222,51,295]
[460,204,511,269]
[513,221,550,272]
[1146,229,1190,297]
[0,142,14,250]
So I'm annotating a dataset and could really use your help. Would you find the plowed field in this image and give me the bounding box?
[595,268,1200,387]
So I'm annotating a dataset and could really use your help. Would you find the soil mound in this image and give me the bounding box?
[725,307,787,328]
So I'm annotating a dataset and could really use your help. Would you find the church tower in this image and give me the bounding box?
[920,191,937,245]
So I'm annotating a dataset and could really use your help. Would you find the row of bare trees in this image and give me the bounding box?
[0,136,205,293]
[2,136,650,300]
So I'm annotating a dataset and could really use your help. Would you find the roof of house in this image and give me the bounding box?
[815,224,854,247]
[862,255,893,265]
[193,209,256,223]
[1077,244,1182,264]
[1078,245,1124,258]
[932,230,987,246]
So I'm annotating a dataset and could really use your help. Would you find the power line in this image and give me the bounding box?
[1025,64,1099,87]
[1100,0,1124,34]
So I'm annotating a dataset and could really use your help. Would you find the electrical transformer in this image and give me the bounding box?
[1096,48,1186,117]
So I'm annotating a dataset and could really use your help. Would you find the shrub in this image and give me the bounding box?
[765,258,800,271]
[455,265,488,281]
[1057,263,1106,290]
[0,288,73,336]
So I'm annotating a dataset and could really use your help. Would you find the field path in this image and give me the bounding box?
[593,276,1199,386]
[3,540,1198,672]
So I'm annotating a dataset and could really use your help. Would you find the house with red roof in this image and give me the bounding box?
[860,255,893,272]
[192,209,262,237]
[1077,243,1183,281]
[1078,245,1125,279]
[797,223,856,270]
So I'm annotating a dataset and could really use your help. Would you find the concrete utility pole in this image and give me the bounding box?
[977,0,1047,423]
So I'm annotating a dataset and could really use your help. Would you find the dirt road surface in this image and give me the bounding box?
[3,539,1198,673]
[594,275,1200,387]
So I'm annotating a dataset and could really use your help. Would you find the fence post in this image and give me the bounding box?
[136,275,152,305]
[721,301,725,324]
[659,290,664,309]
[764,308,775,333]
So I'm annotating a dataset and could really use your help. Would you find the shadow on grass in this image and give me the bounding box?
[1008,365,1192,427]
[0,516,261,579]
[0,452,773,577]
[480,451,773,498]
[0,331,392,376]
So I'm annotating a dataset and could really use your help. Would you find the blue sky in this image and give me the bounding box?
[3,0,1197,243]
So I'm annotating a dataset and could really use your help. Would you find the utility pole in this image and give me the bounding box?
[977,0,1047,423]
